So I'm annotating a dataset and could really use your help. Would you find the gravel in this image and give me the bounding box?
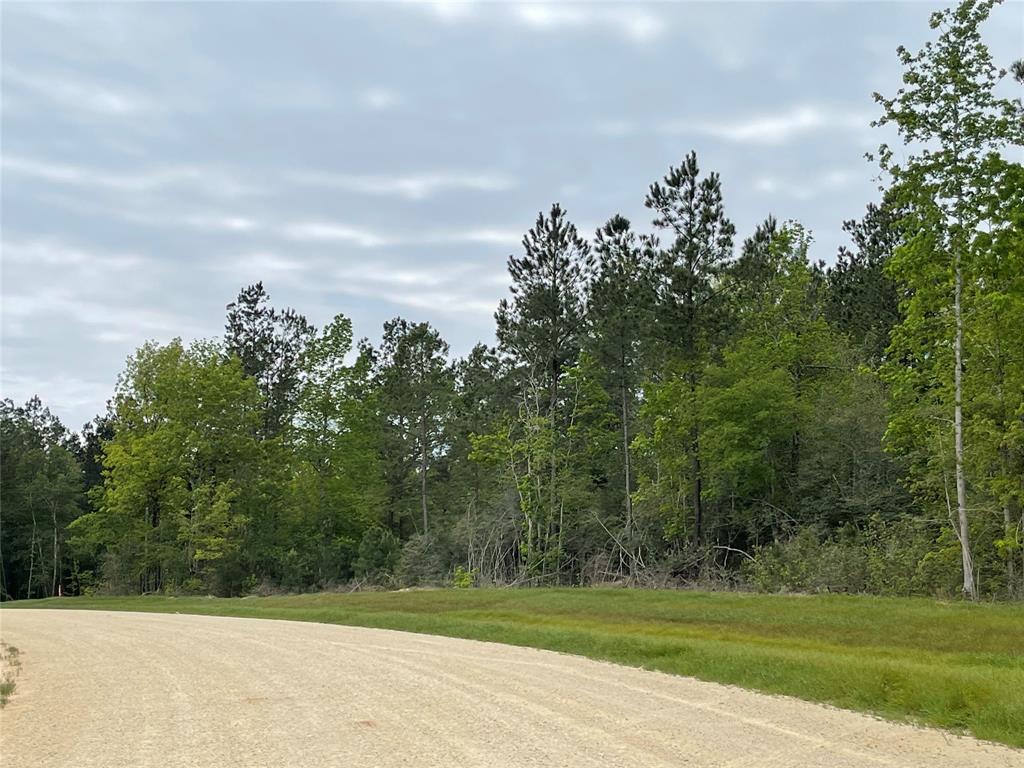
[1,609,1020,767]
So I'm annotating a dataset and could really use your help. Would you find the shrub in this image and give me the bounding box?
[396,534,445,587]
[354,527,401,582]
[743,517,964,597]
[452,565,475,588]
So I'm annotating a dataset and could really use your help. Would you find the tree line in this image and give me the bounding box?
[2,0,1021,600]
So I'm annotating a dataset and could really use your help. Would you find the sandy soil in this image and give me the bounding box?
[0,609,1020,767]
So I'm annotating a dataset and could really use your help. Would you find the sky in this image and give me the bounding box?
[2,1,1022,431]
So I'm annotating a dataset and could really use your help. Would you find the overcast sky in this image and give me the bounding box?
[2,1,1021,431]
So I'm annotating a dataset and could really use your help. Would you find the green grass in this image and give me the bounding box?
[5,589,1023,747]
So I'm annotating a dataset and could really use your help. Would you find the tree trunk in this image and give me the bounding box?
[26,514,36,600]
[954,254,976,600]
[550,361,558,577]
[692,451,703,547]
[52,503,59,597]
[420,411,429,534]
[621,383,633,534]
[1004,504,1017,599]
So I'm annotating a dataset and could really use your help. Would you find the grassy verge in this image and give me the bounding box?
[0,642,22,707]
[5,589,1023,747]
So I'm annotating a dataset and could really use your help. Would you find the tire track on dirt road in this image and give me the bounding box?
[0,610,1020,768]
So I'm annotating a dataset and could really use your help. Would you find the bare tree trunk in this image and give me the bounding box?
[26,511,37,600]
[52,503,59,597]
[622,383,633,535]
[692,431,703,547]
[420,410,429,534]
[1005,504,1017,598]
[954,255,976,600]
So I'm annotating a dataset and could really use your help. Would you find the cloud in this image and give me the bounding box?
[754,169,861,200]
[1,237,198,351]
[410,1,664,43]
[205,251,312,290]
[3,288,200,338]
[3,66,155,116]
[659,105,872,145]
[282,222,392,248]
[2,156,262,199]
[0,372,115,427]
[330,260,505,316]
[286,169,515,200]
[205,248,507,317]
[2,238,146,270]
[359,87,402,111]
[416,1,476,23]
[512,4,663,43]
[6,155,512,206]
[183,215,261,233]
[280,220,520,248]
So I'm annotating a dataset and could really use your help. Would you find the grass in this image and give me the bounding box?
[0,642,21,707]
[5,588,1023,747]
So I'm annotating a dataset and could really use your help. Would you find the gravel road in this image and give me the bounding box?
[0,609,1020,767]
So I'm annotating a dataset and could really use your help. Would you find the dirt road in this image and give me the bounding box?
[0,609,1019,767]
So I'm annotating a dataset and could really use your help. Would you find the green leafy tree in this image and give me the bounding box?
[71,340,264,594]
[288,315,386,584]
[873,0,1023,598]
[0,398,83,600]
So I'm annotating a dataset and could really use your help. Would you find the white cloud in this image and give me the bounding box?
[183,215,261,233]
[205,251,312,289]
[3,288,199,337]
[0,372,114,427]
[330,260,504,316]
[410,1,663,43]
[283,222,393,248]
[2,156,262,199]
[512,4,663,43]
[658,105,872,145]
[416,1,476,23]
[287,169,514,200]
[360,87,402,111]
[279,219,520,249]
[440,228,520,246]
[3,66,155,116]
[2,238,146,270]
[754,169,861,200]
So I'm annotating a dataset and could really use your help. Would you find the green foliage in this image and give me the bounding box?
[0,398,84,600]
[452,565,474,588]
[374,318,454,537]
[396,534,446,587]
[69,339,264,595]
[224,282,313,439]
[875,0,1024,599]
[354,527,400,582]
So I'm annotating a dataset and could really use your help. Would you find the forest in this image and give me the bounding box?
[2,0,1022,602]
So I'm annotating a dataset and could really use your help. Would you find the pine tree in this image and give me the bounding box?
[494,203,591,578]
[225,282,313,440]
[585,215,658,545]
[644,152,736,545]
[375,319,453,536]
